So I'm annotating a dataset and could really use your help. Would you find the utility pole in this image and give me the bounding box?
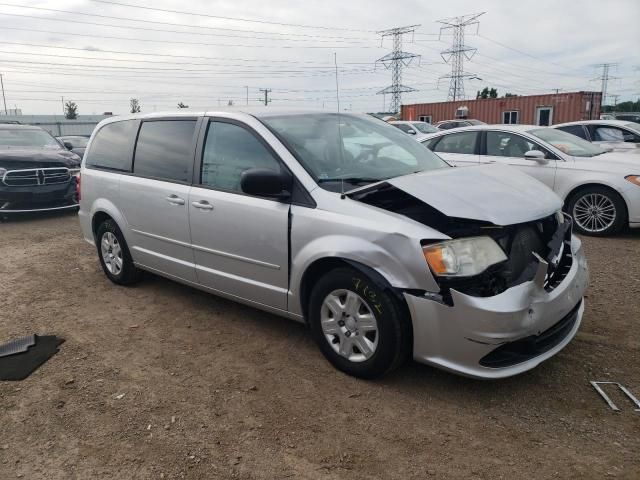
[61,96,65,116]
[437,12,485,101]
[259,88,272,106]
[610,94,620,109]
[0,73,7,115]
[593,63,618,107]
[375,25,421,114]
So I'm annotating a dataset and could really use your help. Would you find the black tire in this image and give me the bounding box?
[95,218,142,285]
[308,266,411,379]
[567,186,627,236]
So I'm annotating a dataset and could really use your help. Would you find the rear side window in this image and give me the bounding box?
[200,121,282,193]
[433,131,478,154]
[557,125,588,140]
[86,120,138,171]
[133,120,197,183]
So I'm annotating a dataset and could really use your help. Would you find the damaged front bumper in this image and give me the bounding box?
[404,235,589,379]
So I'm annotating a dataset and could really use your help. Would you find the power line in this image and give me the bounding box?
[0,12,376,49]
[0,40,377,66]
[476,34,587,75]
[437,12,484,101]
[0,49,375,70]
[375,25,421,113]
[86,0,378,33]
[0,3,375,39]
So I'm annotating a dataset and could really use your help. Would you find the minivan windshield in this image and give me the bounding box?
[0,129,62,150]
[261,113,448,190]
[529,127,607,157]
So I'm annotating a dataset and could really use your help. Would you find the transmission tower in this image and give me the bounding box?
[437,12,485,101]
[593,63,618,107]
[376,25,421,114]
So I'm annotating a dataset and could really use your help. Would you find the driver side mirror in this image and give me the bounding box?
[63,141,74,150]
[240,168,291,199]
[407,129,417,135]
[524,150,548,163]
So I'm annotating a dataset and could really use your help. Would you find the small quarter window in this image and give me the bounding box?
[86,120,138,172]
[133,120,197,183]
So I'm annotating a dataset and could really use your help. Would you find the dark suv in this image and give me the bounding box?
[0,123,81,214]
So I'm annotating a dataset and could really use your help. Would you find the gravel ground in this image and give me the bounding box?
[0,212,638,479]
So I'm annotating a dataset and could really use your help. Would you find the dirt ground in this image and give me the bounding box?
[0,212,638,479]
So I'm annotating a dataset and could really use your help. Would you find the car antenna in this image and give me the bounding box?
[334,52,347,199]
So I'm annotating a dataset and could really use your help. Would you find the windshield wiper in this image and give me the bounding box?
[317,177,383,185]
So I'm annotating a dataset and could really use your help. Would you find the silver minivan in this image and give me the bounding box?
[79,110,589,379]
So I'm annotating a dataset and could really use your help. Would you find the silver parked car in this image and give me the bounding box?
[79,111,589,379]
[419,125,640,236]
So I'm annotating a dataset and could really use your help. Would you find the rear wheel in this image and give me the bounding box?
[308,267,411,379]
[96,219,142,285]
[567,186,626,236]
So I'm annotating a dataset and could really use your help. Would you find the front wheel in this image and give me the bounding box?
[308,267,411,379]
[567,186,626,236]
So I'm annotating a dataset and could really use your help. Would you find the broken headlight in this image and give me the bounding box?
[422,236,507,278]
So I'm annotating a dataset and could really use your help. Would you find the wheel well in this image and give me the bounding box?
[91,211,113,239]
[299,257,409,320]
[564,183,628,219]
[299,258,350,321]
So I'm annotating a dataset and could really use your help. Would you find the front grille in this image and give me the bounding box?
[2,168,71,187]
[479,299,582,368]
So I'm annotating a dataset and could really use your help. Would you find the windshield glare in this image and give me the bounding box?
[530,128,606,157]
[0,129,62,149]
[261,114,448,190]
[412,122,438,134]
[625,123,640,135]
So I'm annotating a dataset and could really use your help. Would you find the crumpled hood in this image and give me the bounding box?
[0,148,81,169]
[386,164,562,225]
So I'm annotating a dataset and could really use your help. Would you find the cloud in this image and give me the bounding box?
[0,0,637,114]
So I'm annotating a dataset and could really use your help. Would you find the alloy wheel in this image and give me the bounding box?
[100,232,123,276]
[320,289,379,363]
[572,193,617,233]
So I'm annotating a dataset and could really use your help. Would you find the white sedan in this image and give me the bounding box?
[418,125,640,236]
[552,120,640,151]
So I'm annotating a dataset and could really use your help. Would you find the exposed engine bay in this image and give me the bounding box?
[349,182,572,302]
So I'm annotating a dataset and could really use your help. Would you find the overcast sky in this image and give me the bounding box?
[0,0,638,115]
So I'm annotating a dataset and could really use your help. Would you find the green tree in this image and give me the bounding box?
[64,101,78,119]
[489,88,498,98]
[130,98,141,113]
[477,87,490,99]
[177,102,189,108]
[504,92,518,98]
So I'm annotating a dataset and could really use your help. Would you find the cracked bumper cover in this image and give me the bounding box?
[405,235,589,379]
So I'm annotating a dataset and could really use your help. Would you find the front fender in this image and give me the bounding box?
[289,233,440,317]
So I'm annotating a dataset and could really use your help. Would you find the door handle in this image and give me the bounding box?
[191,200,214,211]
[165,195,185,206]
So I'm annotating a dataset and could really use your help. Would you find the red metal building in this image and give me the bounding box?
[401,91,602,126]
